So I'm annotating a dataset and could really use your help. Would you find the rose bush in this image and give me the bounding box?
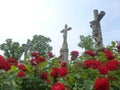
[0,41,120,90]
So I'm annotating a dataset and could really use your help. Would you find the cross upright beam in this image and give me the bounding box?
[60,24,72,61]
[22,39,32,60]
[90,9,105,51]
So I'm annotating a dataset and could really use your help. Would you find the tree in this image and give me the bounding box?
[29,35,52,56]
[78,35,96,50]
[0,39,24,60]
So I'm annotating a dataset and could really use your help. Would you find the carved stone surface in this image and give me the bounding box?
[22,39,31,60]
[60,24,72,61]
[90,9,105,51]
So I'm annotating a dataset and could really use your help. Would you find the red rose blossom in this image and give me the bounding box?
[30,58,37,65]
[94,78,110,90]
[7,58,17,63]
[58,67,68,77]
[0,55,5,61]
[51,82,66,90]
[84,59,101,69]
[48,52,54,58]
[98,65,108,75]
[70,51,79,60]
[50,67,59,77]
[0,60,11,71]
[104,49,115,60]
[105,60,120,71]
[71,51,79,56]
[61,62,67,67]
[31,51,39,58]
[7,58,18,67]
[30,56,46,65]
[17,71,25,77]
[13,62,18,67]
[84,50,95,57]
[0,56,11,71]
[41,72,48,80]
[71,56,77,60]
[18,64,27,71]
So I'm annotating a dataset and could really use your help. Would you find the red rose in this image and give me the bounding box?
[30,58,36,66]
[98,65,108,75]
[18,64,27,71]
[0,60,11,71]
[7,58,18,67]
[61,62,67,67]
[7,58,17,63]
[31,51,39,58]
[35,57,42,64]
[70,51,79,60]
[71,56,77,60]
[58,67,68,77]
[84,59,101,69]
[30,56,46,65]
[104,49,115,60]
[94,78,109,90]
[41,72,48,80]
[50,67,59,77]
[51,82,66,90]
[39,56,46,62]
[17,71,25,77]
[105,60,120,71]
[13,62,18,67]
[0,55,5,61]
[71,51,79,56]
[48,52,54,58]
[84,50,95,57]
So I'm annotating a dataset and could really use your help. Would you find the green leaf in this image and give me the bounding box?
[83,79,93,90]
[10,65,17,72]
[38,62,48,71]
[26,65,33,73]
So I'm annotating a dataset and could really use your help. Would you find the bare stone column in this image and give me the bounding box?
[90,9,105,51]
[60,24,72,61]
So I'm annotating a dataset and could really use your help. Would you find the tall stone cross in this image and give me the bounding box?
[90,9,105,51]
[22,39,32,60]
[60,24,72,61]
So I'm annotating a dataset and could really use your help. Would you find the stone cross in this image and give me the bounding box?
[90,9,105,51]
[22,39,31,60]
[60,24,72,61]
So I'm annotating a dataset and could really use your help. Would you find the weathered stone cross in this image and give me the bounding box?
[22,39,31,60]
[90,9,105,51]
[60,24,72,61]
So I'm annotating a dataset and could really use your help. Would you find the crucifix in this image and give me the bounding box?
[22,39,32,60]
[60,24,72,61]
[90,9,105,51]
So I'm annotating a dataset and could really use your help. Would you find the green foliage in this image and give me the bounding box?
[0,39,24,60]
[21,74,49,90]
[1,40,120,90]
[78,35,96,50]
[0,66,21,90]
[29,35,52,56]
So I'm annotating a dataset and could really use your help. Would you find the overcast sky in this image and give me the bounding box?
[0,0,120,57]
